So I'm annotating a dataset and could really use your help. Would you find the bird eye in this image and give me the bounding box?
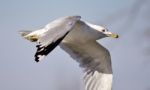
[102,29,105,32]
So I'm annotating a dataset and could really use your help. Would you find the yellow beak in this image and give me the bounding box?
[109,33,119,38]
[106,32,119,38]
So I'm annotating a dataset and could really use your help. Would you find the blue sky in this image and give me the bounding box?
[1,0,150,90]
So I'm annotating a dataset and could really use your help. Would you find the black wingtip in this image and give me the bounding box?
[35,58,40,62]
[34,31,70,62]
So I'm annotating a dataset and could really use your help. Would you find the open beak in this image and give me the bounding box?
[106,32,119,38]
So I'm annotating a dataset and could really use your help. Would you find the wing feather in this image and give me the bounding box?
[35,32,69,62]
[34,16,81,62]
[60,41,112,90]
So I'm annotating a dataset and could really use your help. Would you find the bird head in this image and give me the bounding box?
[100,28,119,38]
[85,22,119,39]
[89,24,119,39]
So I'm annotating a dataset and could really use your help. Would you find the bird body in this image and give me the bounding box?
[19,16,118,90]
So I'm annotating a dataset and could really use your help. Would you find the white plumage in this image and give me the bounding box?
[19,16,119,90]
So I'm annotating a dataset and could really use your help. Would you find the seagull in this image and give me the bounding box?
[19,16,119,90]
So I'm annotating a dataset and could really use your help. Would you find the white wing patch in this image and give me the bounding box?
[84,71,112,90]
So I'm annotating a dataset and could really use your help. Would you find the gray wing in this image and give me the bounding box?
[60,41,112,90]
[35,16,81,62]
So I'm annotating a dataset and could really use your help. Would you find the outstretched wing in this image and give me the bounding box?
[60,41,112,90]
[35,16,81,62]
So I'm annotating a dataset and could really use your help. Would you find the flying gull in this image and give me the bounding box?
[19,16,119,90]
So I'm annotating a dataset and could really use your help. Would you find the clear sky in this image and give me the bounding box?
[0,0,150,90]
